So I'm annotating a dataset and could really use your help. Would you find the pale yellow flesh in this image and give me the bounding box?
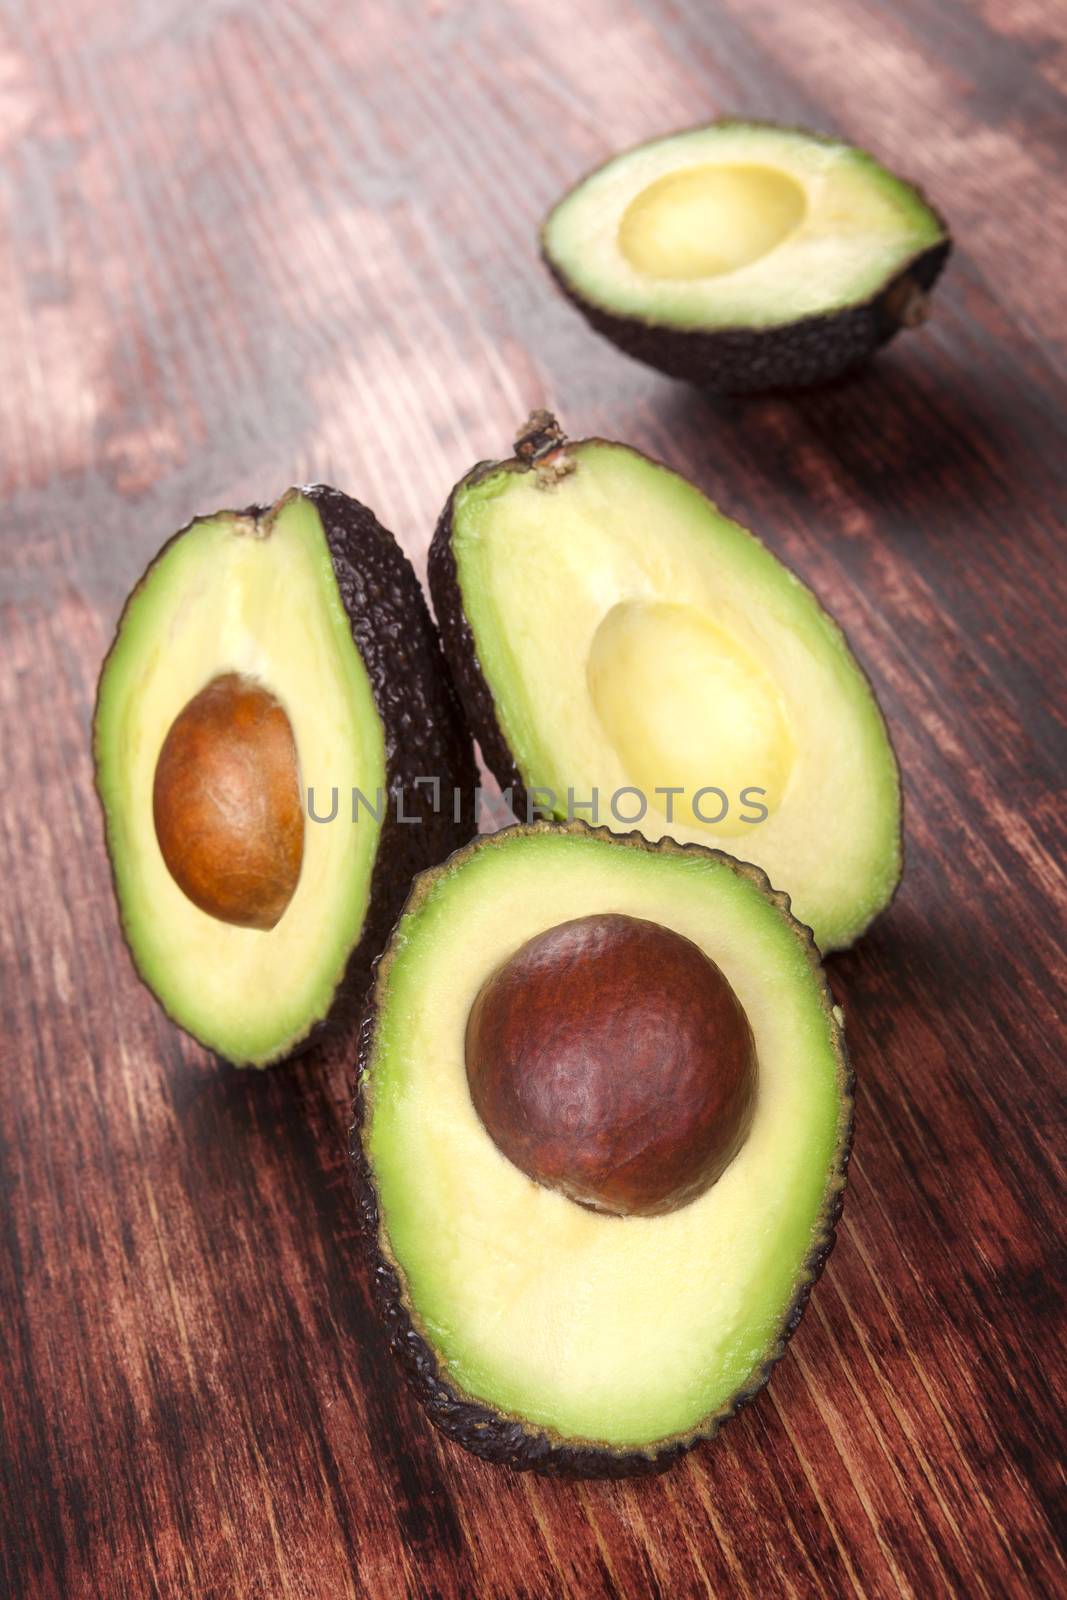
[544,122,945,329]
[618,163,807,280]
[587,598,795,832]
[451,444,900,951]
[94,495,385,1065]
[366,829,846,1447]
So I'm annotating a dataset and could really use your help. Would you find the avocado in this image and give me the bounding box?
[350,821,851,1476]
[94,485,476,1067]
[541,121,950,391]
[429,413,901,952]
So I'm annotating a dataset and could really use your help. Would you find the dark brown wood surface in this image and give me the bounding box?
[1,0,1065,1595]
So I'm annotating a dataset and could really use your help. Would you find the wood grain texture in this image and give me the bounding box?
[0,0,1064,1595]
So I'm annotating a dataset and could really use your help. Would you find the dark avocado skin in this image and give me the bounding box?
[428,465,532,822]
[541,122,952,393]
[93,485,477,1067]
[545,241,950,393]
[296,486,477,1056]
[348,821,853,1478]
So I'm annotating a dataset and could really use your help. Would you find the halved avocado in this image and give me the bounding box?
[94,486,475,1067]
[542,121,950,391]
[351,822,851,1476]
[429,414,901,952]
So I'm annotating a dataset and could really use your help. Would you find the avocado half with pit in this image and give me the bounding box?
[351,822,851,1475]
[429,413,901,952]
[542,121,950,391]
[94,486,476,1067]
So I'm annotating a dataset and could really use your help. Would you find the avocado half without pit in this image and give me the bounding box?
[94,485,476,1067]
[351,822,851,1475]
[541,121,951,391]
[429,413,902,952]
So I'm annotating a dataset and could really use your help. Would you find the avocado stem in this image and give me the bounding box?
[888,275,930,330]
[515,409,575,487]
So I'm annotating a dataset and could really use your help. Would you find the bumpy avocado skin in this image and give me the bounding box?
[348,821,853,1478]
[545,241,950,392]
[297,486,477,1053]
[94,485,477,1066]
[428,464,532,822]
[541,123,952,393]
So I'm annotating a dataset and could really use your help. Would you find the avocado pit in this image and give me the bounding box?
[464,912,757,1216]
[152,672,304,930]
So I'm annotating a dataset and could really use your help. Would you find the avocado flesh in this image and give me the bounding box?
[443,440,900,951]
[361,825,848,1454]
[95,493,385,1066]
[543,122,946,333]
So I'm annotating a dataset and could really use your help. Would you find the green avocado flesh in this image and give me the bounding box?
[449,440,900,950]
[94,493,384,1066]
[363,826,848,1450]
[543,122,944,330]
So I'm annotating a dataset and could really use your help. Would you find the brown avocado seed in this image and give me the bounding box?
[152,673,304,930]
[464,912,757,1216]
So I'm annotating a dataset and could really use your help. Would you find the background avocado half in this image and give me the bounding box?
[541,121,951,391]
[350,822,852,1476]
[429,413,902,953]
[94,485,476,1068]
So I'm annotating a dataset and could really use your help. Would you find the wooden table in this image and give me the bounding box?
[2,1,1064,1594]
